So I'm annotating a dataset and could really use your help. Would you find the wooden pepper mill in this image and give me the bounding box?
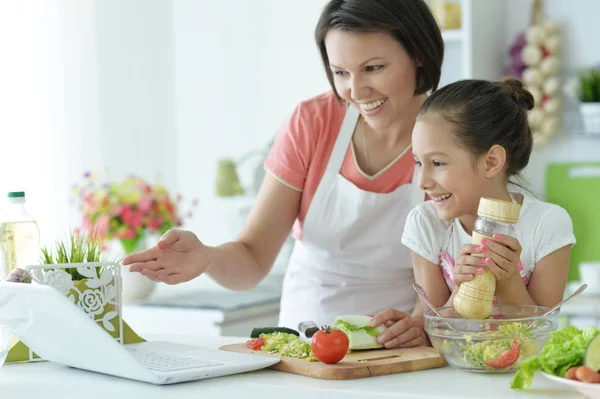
[453,197,522,319]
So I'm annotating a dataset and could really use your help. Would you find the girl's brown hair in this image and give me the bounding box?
[419,78,535,179]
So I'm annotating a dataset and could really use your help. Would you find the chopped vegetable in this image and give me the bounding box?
[261,332,298,352]
[458,322,535,369]
[246,337,265,350]
[257,332,317,361]
[250,327,299,338]
[332,315,385,350]
[484,340,520,369]
[575,366,600,383]
[511,325,600,389]
[565,366,579,380]
[279,339,313,360]
[584,333,600,372]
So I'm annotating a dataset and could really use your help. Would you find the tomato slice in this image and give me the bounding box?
[246,337,265,350]
[488,313,505,331]
[484,340,520,369]
[565,366,580,380]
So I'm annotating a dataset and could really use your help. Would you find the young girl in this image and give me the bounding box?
[405,77,576,311]
[369,78,576,348]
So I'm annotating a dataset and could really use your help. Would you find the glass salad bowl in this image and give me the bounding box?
[424,304,559,373]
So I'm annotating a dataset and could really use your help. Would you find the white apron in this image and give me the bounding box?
[278,104,424,329]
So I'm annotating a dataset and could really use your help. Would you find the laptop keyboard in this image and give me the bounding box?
[127,348,224,373]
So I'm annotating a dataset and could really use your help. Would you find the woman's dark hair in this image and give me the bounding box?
[315,0,444,100]
[419,78,535,179]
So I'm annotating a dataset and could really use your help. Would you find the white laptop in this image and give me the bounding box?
[0,282,279,385]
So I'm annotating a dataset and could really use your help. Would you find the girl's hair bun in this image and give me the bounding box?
[499,77,535,111]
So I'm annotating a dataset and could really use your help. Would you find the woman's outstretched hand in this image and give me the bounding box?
[122,229,212,285]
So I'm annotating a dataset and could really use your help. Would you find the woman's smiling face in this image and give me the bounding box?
[412,112,489,221]
[324,29,420,131]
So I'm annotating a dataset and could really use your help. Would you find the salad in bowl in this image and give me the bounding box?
[425,304,558,373]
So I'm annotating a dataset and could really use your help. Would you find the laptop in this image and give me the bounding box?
[0,283,279,385]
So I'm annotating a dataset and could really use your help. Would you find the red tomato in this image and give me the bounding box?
[565,366,580,380]
[575,366,600,383]
[311,326,349,364]
[484,340,520,369]
[246,337,265,350]
[488,314,505,332]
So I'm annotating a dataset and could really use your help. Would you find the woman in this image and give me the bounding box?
[123,0,444,348]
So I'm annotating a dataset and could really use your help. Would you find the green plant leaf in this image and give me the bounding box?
[579,68,600,102]
[120,237,142,255]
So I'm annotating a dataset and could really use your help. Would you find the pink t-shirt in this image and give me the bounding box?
[264,91,416,241]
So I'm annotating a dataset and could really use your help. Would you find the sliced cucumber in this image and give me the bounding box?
[584,334,600,372]
[250,327,300,338]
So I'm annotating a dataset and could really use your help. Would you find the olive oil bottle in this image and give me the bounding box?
[0,192,40,279]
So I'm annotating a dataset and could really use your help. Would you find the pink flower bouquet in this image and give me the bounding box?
[72,172,196,254]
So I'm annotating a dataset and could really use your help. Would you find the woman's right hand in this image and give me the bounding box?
[452,244,487,286]
[122,229,212,285]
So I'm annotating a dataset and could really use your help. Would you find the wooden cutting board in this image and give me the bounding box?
[219,343,446,380]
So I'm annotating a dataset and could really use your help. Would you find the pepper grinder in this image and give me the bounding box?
[453,197,521,319]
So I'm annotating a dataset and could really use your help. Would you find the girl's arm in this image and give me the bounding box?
[369,251,449,348]
[370,206,449,348]
[496,245,571,307]
[494,204,575,307]
[411,251,452,317]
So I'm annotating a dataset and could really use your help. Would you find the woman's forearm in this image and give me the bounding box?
[206,241,271,290]
[205,175,300,291]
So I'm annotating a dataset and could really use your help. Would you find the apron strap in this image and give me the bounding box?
[305,103,359,214]
[326,104,360,173]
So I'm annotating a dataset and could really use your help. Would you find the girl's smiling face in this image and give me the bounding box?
[412,112,490,221]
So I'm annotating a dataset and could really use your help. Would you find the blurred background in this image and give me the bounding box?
[0,0,598,338]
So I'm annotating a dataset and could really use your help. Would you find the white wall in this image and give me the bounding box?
[0,0,331,249]
[0,0,179,247]
[94,0,177,187]
[0,0,104,245]
[2,0,598,246]
[173,0,330,244]
[504,0,600,197]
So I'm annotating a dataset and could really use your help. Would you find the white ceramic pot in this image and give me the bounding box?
[579,102,600,136]
[579,262,600,294]
[106,235,158,304]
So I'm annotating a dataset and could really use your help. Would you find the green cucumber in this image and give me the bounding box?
[584,334,600,372]
[250,327,300,338]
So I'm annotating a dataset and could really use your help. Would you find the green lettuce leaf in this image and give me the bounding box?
[511,325,600,389]
[332,319,380,337]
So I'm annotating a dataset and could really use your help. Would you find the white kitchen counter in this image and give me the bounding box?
[0,334,583,399]
[123,286,281,337]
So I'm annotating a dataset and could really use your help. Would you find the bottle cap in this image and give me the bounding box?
[7,191,25,198]
[478,197,521,224]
